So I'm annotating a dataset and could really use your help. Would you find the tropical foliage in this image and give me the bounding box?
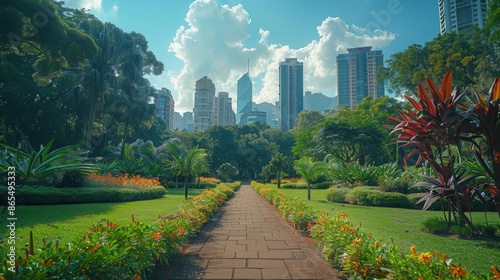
[0,139,95,184]
[387,71,500,228]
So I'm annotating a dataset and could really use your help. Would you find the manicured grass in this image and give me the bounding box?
[0,188,203,255]
[272,185,500,274]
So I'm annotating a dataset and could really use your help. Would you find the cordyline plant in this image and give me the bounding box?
[470,78,500,218]
[387,71,484,228]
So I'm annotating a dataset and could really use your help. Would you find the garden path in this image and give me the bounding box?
[152,183,339,279]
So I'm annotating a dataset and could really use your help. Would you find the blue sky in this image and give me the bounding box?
[63,0,439,112]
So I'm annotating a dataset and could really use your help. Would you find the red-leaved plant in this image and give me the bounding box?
[387,71,484,227]
[470,78,500,217]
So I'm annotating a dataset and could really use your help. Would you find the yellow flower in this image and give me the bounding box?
[418,252,432,263]
[450,265,468,277]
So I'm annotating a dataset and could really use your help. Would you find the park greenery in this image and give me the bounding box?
[1,0,500,278]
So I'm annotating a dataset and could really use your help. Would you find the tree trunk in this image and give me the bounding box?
[175,175,179,188]
[120,115,131,160]
[307,181,311,201]
[495,194,500,218]
[277,171,281,189]
[197,176,201,189]
[184,176,188,200]
[83,98,97,150]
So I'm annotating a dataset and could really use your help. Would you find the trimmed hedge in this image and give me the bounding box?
[280,181,331,189]
[0,185,166,205]
[327,186,412,209]
[165,181,217,189]
[325,188,350,203]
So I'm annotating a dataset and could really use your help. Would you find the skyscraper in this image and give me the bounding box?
[237,72,252,125]
[439,0,488,34]
[279,58,303,132]
[193,76,215,131]
[337,46,384,109]
[154,88,175,130]
[215,91,236,126]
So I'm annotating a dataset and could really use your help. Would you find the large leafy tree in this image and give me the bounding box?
[315,117,385,165]
[0,1,97,147]
[380,28,500,96]
[1,0,97,85]
[292,110,325,159]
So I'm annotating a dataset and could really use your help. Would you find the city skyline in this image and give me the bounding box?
[63,0,440,113]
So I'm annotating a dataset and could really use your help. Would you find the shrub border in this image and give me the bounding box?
[250,182,497,279]
[0,182,241,279]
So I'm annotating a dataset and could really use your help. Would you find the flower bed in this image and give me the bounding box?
[250,182,499,279]
[86,173,161,188]
[0,182,241,279]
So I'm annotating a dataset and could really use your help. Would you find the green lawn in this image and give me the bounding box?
[273,186,500,274]
[1,188,203,254]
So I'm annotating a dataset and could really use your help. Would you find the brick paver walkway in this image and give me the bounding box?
[152,184,339,279]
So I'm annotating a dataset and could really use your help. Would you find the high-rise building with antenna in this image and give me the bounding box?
[237,59,252,125]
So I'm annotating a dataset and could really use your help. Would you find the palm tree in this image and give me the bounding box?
[165,141,185,189]
[294,157,325,200]
[270,153,288,189]
[192,157,209,188]
[165,141,207,199]
[60,21,132,150]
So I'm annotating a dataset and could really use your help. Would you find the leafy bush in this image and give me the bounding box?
[187,181,217,189]
[325,188,350,203]
[54,171,87,188]
[422,217,449,234]
[313,181,332,189]
[0,185,167,205]
[378,166,426,194]
[451,225,473,238]
[346,187,412,208]
[329,163,399,186]
[475,224,497,237]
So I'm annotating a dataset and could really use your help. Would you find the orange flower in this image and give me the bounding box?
[340,212,349,219]
[450,265,468,277]
[91,243,101,253]
[418,252,431,263]
[373,241,380,249]
[177,226,185,235]
[151,232,162,241]
[351,261,359,270]
[351,238,362,246]
[410,246,418,256]
[491,266,500,279]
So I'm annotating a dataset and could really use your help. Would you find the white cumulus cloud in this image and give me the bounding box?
[62,0,118,20]
[169,0,396,113]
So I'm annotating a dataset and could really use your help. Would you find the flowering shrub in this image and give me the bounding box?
[250,181,498,279]
[0,182,241,279]
[197,176,220,183]
[86,173,161,188]
[270,177,301,184]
